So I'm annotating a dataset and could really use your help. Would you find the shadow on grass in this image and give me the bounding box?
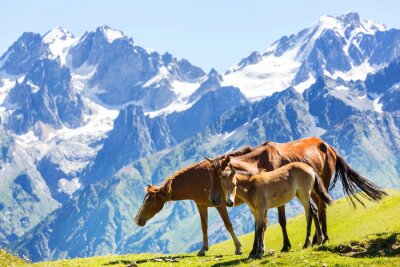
[316,232,400,258]
[210,258,249,267]
[103,255,195,265]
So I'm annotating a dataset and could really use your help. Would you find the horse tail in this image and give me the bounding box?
[329,146,387,207]
[313,171,333,206]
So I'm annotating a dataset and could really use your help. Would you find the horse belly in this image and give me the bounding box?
[265,187,296,209]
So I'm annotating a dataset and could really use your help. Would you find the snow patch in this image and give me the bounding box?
[143,67,169,87]
[26,80,40,93]
[100,26,124,43]
[58,178,81,195]
[335,85,349,91]
[223,47,301,101]
[145,73,201,117]
[373,97,383,113]
[293,77,316,93]
[0,78,16,105]
[43,27,78,65]
[327,61,378,81]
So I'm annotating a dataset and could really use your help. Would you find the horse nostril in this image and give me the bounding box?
[226,200,234,207]
[135,218,146,227]
[212,197,220,206]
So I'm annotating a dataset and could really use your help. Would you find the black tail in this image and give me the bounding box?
[313,172,334,206]
[329,146,388,207]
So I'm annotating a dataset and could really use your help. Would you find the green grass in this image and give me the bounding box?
[0,249,26,267]
[6,190,400,266]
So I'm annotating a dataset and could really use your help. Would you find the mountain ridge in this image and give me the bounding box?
[0,12,399,261]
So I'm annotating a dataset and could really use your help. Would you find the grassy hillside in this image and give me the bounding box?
[7,190,400,266]
[0,249,26,267]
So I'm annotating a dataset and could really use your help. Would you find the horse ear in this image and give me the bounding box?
[204,157,212,163]
[146,184,152,192]
[225,155,231,164]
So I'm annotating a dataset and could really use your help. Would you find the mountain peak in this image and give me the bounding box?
[96,25,124,43]
[43,27,74,44]
[42,27,77,65]
[317,12,386,35]
[337,11,360,23]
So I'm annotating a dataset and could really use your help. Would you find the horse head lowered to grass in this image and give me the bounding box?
[135,184,170,227]
[134,161,243,256]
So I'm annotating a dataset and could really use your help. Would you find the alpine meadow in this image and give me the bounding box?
[0,5,399,267]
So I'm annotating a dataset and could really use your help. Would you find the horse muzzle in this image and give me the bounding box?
[135,217,146,227]
[226,199,234,207]
[209,196,221,207]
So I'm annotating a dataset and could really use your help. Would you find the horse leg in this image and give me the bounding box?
[298,194,312,249]
[216,206,242,255]
[278,205,291,252]
[310,201,324,245]
[249,209,258,258]
[249,208,266,259]
[318,201,328,243]
[256,208,266,259]
[260,209,267,255]
[311,193,319,244]
[196,204,209,256]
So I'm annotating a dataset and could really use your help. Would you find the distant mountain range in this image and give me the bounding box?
[0,12,399,262]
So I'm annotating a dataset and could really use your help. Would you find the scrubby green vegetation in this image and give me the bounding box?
[6,190,400,266]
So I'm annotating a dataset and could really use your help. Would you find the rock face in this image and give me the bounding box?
[0,33,47,75]
[69,26,205,111]
[167,86,248,143]
[5,59,85,134]
[1,12,400,262]
[84,105,156,183]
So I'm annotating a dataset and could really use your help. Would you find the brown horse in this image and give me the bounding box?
[134,161,243,256]
[208,137,387,252]
[219,162,333,258]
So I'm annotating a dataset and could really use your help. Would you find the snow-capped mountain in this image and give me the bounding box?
[1,12,400,262]
[223,12,400,100]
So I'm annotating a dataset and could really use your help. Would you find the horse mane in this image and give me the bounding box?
[261,141,272,147]
[148,161,205,199]
[226,146,253,157]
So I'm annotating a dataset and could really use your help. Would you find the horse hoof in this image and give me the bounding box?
[235,250,243,255]
[280,246,291,252]
[312,235,318,245]
[197,251,206,257]
[248,253,262,259]
[316,237,324,245]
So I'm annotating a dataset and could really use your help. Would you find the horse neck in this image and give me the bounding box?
[166,164,207,201]
[234,173,254,203]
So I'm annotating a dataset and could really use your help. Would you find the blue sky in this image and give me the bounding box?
[1,0,399,72]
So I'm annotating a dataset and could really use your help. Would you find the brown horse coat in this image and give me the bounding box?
[209,137,387,248]
[219,162,333,258]
[134,160,244,256]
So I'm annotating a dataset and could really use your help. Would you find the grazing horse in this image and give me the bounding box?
[208,137,387,252]
[219,162,333,259]
[134,160,243,256]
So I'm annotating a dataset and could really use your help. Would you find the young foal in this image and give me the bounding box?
[219,162,333,259]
